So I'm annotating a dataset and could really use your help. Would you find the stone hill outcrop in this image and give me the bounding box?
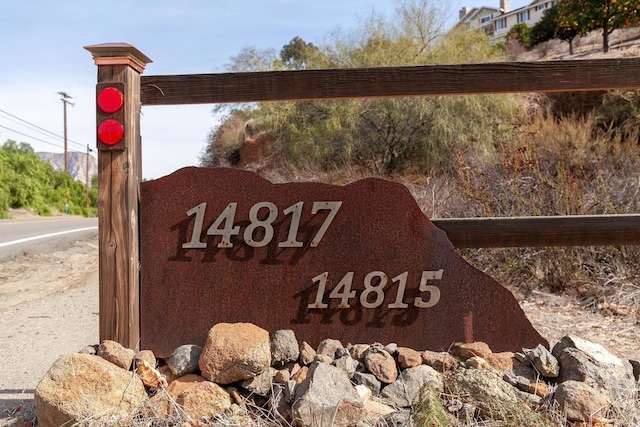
[34,322,640,426]
[36,151,97,185]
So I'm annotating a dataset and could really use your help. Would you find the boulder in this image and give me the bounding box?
[553,380,610,422]
[151,374,232,420]
[352,372,382,396]
[175,380,232,419]
[552,335,636,402]
[292,362,365,426]
[397,347,422,369]
[241,368,275,397]
[317,338,344,359]
[199,323,271,384]
[35,354,147,427]
[97,339,135,370]
[444,367,551,425]
[271,329,300,366]
[381,364,442,407]
[364,346,398,384]
[167,344,202,377]
[523,344,559,378]
[421,350,458,372]
[333,354,357,378]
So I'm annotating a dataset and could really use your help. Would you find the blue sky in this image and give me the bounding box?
[0,0,530,179]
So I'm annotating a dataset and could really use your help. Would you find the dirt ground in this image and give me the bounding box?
[0,229,638,426]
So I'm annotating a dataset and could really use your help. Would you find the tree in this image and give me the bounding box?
[555,1,591,54]
[557,0,640,53]
[280,36,319,69]
[0,140,96,217]
[201,0,522,175]
[530,6,559,47]
[507,22,531,47]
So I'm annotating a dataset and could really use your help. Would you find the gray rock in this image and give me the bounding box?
[384,343,398,356]
[334,354,358,378]
[381,364,442,407]
[167,344,201,377]
[552,335,636,402]
[293,362,365,426]
[270,329,299,366]
[352,372,382,396]
[523,344,559,378]
[553,380,611,422]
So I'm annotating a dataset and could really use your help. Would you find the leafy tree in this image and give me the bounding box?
[555,1,590,54]
[0,140,96,217]
[507,22,531,47]
[530,4,582,54]
[557,0,640,53]
[279,36,319,69]
[202,0,522,175]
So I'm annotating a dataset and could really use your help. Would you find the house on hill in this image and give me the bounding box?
[456,0,558,39]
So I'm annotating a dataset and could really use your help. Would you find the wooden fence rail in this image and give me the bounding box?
[433,215,640,248]
[140,58,640,105]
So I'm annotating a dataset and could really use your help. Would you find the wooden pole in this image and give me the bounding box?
[84,43,152,350]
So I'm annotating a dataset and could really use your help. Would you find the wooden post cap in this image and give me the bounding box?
[84,43,152,73]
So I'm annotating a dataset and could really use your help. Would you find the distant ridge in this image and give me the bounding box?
[37,151,98,186]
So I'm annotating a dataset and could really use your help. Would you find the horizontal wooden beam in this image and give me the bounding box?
[140,58,640,106]
[432,214,640,248]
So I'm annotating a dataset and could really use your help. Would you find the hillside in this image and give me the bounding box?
[37,151,97,186]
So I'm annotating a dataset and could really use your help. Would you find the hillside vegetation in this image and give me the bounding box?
[200,1,640,313]
[0,140,97,218]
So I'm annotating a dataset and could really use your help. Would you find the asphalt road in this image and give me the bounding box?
[0,216,98,261]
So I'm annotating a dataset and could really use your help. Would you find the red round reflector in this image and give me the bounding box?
[98,119,124,145]
[97,87,124,113]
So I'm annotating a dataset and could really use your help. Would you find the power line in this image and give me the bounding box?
[0,124,65,149]
[0,108,87,150]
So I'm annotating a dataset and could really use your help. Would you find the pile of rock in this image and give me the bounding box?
[35,322,639,426]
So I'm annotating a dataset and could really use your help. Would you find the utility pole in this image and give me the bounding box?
[58,92,74,173]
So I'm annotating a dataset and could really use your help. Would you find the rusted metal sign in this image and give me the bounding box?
[140,167,547,357]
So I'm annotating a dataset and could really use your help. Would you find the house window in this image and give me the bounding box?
[517,10,530,23]
[481,15,492,24]
[496,18,507,30]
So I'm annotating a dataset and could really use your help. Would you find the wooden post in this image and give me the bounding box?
[84,43,152,350]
